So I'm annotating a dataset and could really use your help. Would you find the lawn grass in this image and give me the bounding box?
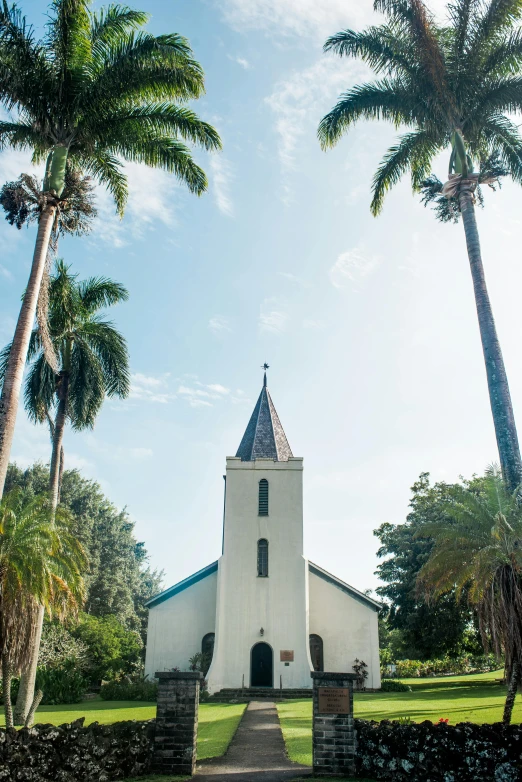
[0,699,246,764]
[277,669,520,767]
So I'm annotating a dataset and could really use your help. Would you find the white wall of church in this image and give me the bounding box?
[144,571,217,679]
[207,457,313,693]
[308,570,381,690]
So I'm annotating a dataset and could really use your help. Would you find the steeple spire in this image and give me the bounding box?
[236,367,292,461]
[262,362,269,388]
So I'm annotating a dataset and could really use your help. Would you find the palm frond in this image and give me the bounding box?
[90,103,222,151]
[318,79,426,149]
[324,26,418,77]
[90,5,149,47]
[110,135,208,195]
[371,129,441,215]
[74,150,127,214]
[78,276,128,311]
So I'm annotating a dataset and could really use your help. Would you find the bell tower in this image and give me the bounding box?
[207,368,312,693]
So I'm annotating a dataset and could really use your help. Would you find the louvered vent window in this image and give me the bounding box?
[259,479,269,516]
[257,538,269,577]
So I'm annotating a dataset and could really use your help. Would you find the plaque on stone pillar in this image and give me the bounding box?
[318,686,350,714]
[154,671,202,777]
[311,671,357,777]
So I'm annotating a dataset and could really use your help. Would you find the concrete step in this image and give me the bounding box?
[209,687,313,702]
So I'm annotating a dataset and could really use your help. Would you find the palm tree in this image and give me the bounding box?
[0,488,86,727]
[418,466,522,723]
[318,0,522,492]
[0,260,129,721]
[0,259,130,509]
[0,168,98,373]
[0,0,221,497]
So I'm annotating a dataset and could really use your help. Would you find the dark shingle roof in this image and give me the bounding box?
[236,374,293,461]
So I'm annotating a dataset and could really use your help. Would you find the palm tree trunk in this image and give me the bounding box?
[459,187,522,493]
[13,604,44,725]
[2,653,14,729]
[0,205,56,498]
[503,659,520,724]
[16,349,71,723]
[49,368,70,512]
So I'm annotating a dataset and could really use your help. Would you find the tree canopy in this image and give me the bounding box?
[319,0,522,214]
[375,472,481,660]
[5,462,163,642]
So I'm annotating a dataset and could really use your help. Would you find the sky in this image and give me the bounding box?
[1,0,522,597]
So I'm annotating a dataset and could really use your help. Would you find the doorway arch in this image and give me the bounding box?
[309,634,324,672]
[251,642,273,687]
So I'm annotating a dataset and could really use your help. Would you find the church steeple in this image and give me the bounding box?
[235,368,293,461]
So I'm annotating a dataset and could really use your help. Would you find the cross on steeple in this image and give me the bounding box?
[261,362,269,387]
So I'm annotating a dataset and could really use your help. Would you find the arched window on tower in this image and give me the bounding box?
[309,634,324,672]
[257,538,269,577]
[201,633,215,675]
[259,479,269,516]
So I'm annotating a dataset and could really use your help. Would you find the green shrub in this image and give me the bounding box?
[72,614,142,682]
[36,661,88,704]
[382,653,499,679]
[380,679,411,692]
[99,676,158,701]
[39,620,90,671]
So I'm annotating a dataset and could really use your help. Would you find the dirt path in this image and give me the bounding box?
[195,701,312,782]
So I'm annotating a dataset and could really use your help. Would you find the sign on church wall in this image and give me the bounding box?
[317,687,350,715]
[280,650,294,662]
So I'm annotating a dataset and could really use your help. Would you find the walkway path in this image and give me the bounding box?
[195,701,312,782]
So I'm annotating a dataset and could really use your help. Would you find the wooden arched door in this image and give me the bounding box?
[251,642,273,687]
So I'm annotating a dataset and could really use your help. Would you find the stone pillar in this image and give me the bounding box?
[311,671,357,777]
[154,671,202,776]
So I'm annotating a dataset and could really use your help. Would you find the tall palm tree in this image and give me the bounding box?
[318,0,522,492]
[0,488,86,727]
[418,466,522,723]
[0,260,129,720]
[0,168,97,373]
[0,259,130,510]
[0,0,221,497]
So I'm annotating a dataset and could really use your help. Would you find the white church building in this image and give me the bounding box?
[145,372,381,692]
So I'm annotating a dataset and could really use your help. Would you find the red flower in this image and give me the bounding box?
[438,718,449,724]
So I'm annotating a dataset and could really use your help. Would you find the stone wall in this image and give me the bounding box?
[0,717,155,782]
[2,714,522,781]
[355,719,522,782]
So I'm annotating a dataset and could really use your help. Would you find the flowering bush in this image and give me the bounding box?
[381,653,499,679]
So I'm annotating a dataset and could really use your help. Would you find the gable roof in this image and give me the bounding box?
[146,561,218,609]
[308,561,381,612]
[236,372,293,461]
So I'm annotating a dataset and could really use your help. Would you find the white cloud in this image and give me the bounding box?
[259,298,289,333]
[178,381,231,408]
[130,372,175,404]
[0,148,43,185]
[219,0,449,39]
[208,315,232,334]
[206,384,230,395]
[228,54,252,69]
[219,0,371,39]
[266,56,368,203]
[210,156,235,217]
[91,162,182,248]
[329,247,380,289]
